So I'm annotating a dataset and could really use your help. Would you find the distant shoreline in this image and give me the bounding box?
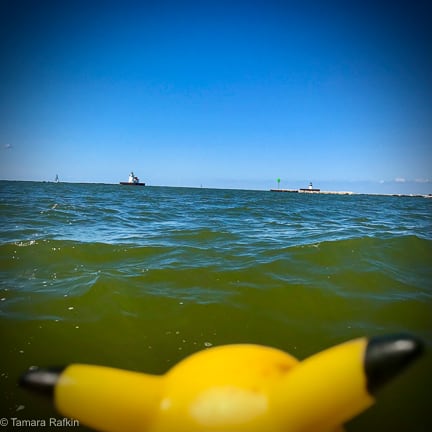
[0,180,431,198]
[270,188,432,198]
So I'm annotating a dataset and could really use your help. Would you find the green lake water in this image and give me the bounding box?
[1,181,431,431]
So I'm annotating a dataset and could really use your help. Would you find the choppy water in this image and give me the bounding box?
[1,181,431,431]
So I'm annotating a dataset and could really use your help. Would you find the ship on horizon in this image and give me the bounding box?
[119,171,145,186]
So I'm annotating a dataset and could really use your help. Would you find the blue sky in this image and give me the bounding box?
[1,0,431,193]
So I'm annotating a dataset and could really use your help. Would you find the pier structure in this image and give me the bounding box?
[270,189,353,195]
[271,181,353,195]
[269,181,431,197]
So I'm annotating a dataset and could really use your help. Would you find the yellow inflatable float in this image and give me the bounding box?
[20,334,423,432]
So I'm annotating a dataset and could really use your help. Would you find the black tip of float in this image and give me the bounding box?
[19,366,66,397]
[365,334,424,394]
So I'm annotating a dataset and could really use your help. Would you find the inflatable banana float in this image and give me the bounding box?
[20,334,423,432]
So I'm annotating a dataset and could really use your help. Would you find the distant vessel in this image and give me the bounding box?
[55,174,59,183]
[120,171,145,186]
[299,182,320,193]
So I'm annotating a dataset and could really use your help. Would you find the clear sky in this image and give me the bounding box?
[1,0,431,193]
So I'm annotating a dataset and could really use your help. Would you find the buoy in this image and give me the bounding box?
[19,334,423,432]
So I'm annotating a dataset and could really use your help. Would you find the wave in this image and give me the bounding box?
[1,235,430,318]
